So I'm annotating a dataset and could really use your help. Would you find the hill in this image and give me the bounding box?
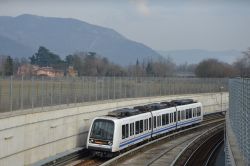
[0,14,161,65]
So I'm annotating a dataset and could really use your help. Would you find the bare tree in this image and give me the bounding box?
[195,59,238,78]
[234,47,250,77]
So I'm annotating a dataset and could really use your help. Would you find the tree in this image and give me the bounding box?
[195,59,238,78]
[234,47,250,77]
[4,56,13,76]
[30,46,64,69]
[146,62,154,76]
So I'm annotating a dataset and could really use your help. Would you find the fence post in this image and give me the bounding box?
[42,77,44,110]
[107,77,110,100]
[21,75,23,110]
[82,76,84,102]
[120,76,122,99]
[88,77,90,101]
[124,77,127,98]
[113,76,116,100]
[60,78,62,106]
[50,77,53,106]
[74,78,77,104]
[96,77,98,101]
[10,76,13,112]
[31,77,34,110]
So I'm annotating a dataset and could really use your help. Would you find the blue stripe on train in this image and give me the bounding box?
[119,118,201,148]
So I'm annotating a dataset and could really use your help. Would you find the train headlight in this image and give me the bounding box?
[89,139,94,143]
[108,141,113,146]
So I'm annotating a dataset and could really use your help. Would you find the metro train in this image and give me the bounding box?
[86,99,203,157]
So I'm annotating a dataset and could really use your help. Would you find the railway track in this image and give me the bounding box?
[171,124,224,166]
[45,112,224,166]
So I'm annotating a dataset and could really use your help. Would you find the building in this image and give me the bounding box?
[17,64,78,78]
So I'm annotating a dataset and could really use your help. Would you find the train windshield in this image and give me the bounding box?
[90,119,114,141]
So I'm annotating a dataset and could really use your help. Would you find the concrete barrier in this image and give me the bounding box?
[0,92,228,166]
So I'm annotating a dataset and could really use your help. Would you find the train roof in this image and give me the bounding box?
[106,99,197,119]
[107,108,144,118]
[170,99,196,105]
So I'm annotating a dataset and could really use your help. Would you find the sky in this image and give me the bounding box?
[0,0,250,51]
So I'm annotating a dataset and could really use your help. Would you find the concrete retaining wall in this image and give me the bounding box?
[0,92,228,166]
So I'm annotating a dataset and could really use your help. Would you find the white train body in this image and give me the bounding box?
[86,100,203,156]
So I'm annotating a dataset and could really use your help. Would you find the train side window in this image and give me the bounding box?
[122,125,125,139]
[130,123,134,136]
[197,107,201,116]
[186,109,189,119]
[146,119,148,130]
[140,120,143,133]
[193,108,197,117]
[170,113,173,123]
[189,109,192,118]
[154,116,157,128]
[149,118,152,130]
[144,120,147,131]
[181,110,185,120]
[157,116,161,127]
[125,124,129,138]
[166,114,169,124]
[135,121,139,134]
[174,112,176,122]
[162,114,166,125]
[178,111,180,121]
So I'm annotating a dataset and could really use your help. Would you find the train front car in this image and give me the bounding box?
[86,117,117,157]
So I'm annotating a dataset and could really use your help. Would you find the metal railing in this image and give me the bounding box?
[0,76,228,113]
[227,78,250,165]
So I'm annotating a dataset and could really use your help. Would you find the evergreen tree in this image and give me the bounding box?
[29,46,64,68]
[4,56,13,76]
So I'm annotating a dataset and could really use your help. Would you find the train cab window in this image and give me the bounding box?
[130,123,134,136]
[166,114,169,124]
[149,118,152,130]
[91,119,114,141]
[122,125,125,139]
[140,120,143,133]
[197,107,201,116]
[162,114,166,125]
[135,121,139,134]
[178,111,180,121]
[125,124,129,138]
[174,112,176,122]
[154,116,157,128]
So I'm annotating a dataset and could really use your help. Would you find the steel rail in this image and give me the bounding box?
[170,123,224,166]
[204,139,224,166]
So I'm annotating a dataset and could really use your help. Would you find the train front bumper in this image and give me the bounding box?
[87,143,113,152]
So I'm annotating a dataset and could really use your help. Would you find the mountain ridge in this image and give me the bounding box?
[0,14,161,65]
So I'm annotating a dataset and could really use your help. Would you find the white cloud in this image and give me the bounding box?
[131,0,150,16]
